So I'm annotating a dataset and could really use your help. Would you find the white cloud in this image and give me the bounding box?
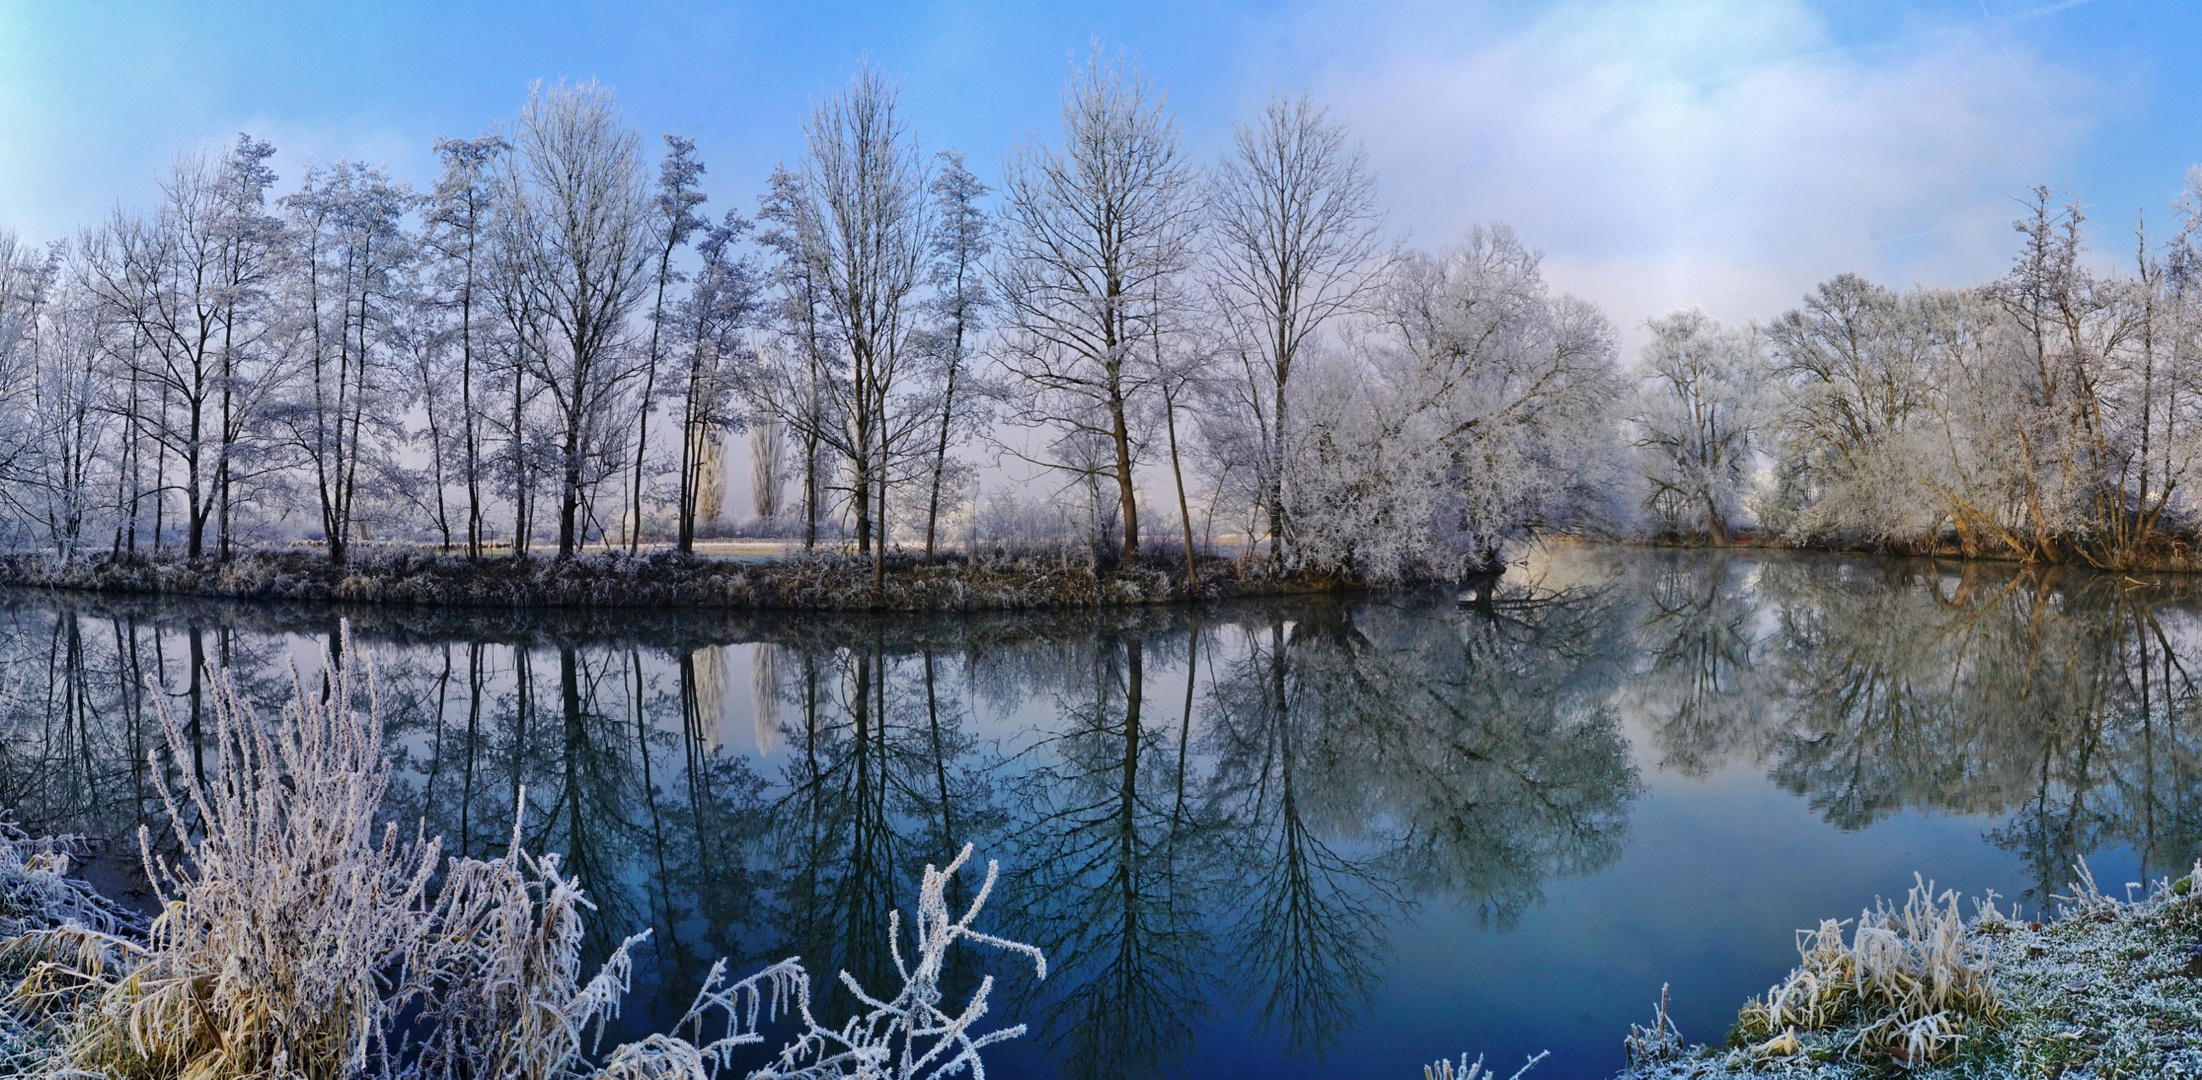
[1290,0,2097,349]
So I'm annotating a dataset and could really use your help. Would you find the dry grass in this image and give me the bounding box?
[1731,875,2005,1067]
[1623,984,1684,1067]
[1622,862,2202,1079]
[0,626,1046,1079]
[1421,1051,1545,1080]
[0,826,132,941]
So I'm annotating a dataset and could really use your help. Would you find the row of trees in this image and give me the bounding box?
[0,83,758,566]
[1631,185,2202,568]
[0,52,1632,582]
[19,48,2192,580]
[741,53,1628,584]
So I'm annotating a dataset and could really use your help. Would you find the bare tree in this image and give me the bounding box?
[919,150,991,562]
[504,81,655,559]
[276,160,416,566]
[425,132,509,558]
[753,165,840,551]
[1207,93,1384,565]
[392,279,455,550]
[629,134,709,553]
[808,65,930,585]
[1152,295,1211,586]
[676,211,758,551]
[994,49,1199,567]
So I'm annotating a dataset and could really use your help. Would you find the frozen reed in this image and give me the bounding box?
[1421,1050,1544,1080]
[0,626,1044,1080]
[1733,874,2004,1067]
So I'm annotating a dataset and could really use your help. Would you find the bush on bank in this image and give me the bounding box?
[0,547,1342,611]
[1619,865,2202,1079]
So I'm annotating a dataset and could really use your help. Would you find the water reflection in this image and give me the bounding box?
[0,549,2199,1076]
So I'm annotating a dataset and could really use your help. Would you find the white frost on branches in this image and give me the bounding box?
[0,626,1045,1080]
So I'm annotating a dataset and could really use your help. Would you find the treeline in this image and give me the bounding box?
[1632,186,2202,569]
[7,48,2193,586]
[0,52,1627,585]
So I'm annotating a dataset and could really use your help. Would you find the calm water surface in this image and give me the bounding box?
[0,547,2194,1079]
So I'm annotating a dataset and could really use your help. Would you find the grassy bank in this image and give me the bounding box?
[0,546,1336,610]
[1619,869,2202,1079]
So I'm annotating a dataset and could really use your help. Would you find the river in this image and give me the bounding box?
[0,545,2192,1078]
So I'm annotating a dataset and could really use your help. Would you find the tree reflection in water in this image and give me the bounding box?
[1,550,2198,1074]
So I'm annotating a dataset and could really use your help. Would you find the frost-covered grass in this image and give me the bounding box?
[0,630,1047,1078]
[1423,1050,1546,1080]
[1619,864,2202,1079]
[0,547,1323,611]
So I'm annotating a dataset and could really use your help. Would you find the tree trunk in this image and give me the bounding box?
[923,385,954,563]
[1165,384,1198,589]
[1110,394,1140,567]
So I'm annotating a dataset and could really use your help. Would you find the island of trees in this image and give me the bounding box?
[4,51,2202,608]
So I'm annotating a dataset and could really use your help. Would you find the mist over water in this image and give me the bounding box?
[0,545,2193,1079]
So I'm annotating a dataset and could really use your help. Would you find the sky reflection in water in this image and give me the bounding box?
[0,547,2191,1079]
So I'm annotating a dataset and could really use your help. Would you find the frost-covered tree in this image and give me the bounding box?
[749,417,786,525]
[78,140,286,561]
[0,233,55,537]
[675,211,758,550]
[1762,274,1940,543]
[1748,187,2202,565]
[917,149,992,562]
[1207,93,1385,564]
[627,134,709,552]
[995,49,1200,567]
[1274,227,1622,580]
[276,160,417,565]
[424,132,509,558]
[205,135,284,559]
[1631,308,1765,544]
[0,237,119,556]
[503,80,656,559]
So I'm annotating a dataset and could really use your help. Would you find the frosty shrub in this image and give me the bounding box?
[0,627,1045,1080]
[1732,875,2004,1066]
[0,825,132,941]
[45,645,444,1079]
[1621,984,1682,1068]
[0,823,140,1073]
[1420,1050,1544,1080]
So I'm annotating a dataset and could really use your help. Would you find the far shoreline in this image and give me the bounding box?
[6,536,2195,614]
[0,545,1368,612]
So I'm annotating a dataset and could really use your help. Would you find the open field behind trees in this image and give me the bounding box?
[9,52,2202,596]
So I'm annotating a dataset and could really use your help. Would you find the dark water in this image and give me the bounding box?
[1,547,2196,1079]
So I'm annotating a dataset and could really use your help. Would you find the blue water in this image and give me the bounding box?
[0,547,2185,1079]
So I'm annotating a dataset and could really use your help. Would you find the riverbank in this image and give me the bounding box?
[1623,530,2202,576]
[1617,868,2202,1079]
[0,547,1342,610]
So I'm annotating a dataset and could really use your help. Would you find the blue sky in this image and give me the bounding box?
[2,0,2196,340]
